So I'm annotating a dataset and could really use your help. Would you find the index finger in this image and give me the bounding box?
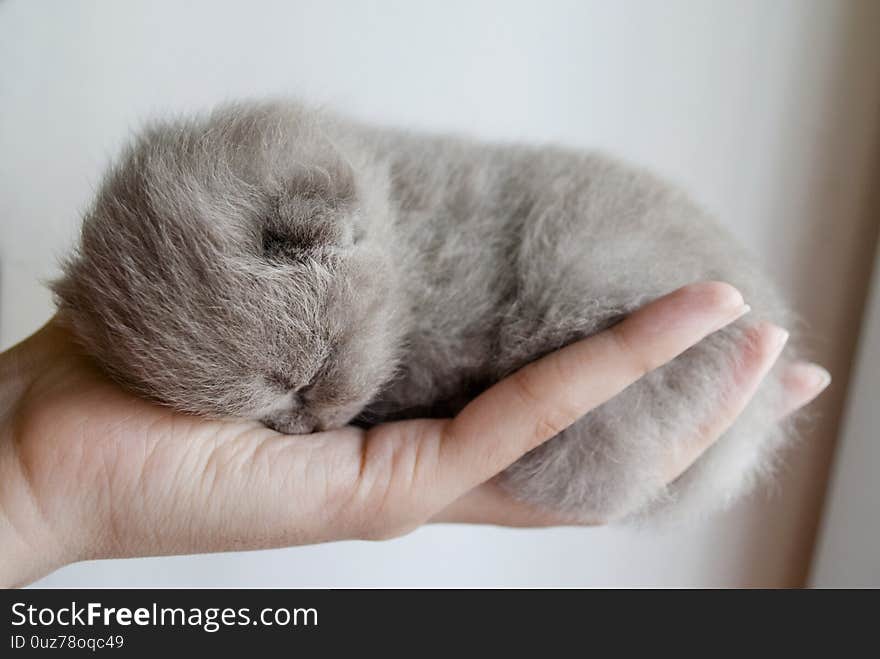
[437,281,749,494]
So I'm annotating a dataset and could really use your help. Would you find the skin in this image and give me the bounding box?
[0,282,829,587]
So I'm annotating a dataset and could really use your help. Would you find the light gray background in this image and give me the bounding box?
[1,0,878,587]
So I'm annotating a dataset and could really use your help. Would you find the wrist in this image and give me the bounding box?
[0,324,86,586]
[0,444,71,587]
[0,507,60,588]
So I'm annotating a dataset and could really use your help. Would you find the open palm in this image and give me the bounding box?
[0,282,828,586]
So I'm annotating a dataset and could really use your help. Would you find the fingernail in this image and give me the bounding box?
[689,281,744,310]
[766,325,790,357]
[804,364,832,391]
[712,304,751,333]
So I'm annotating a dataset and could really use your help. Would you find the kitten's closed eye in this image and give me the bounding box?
[266,370,300,393]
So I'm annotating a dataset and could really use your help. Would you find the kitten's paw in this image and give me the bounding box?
[499,324,788,523]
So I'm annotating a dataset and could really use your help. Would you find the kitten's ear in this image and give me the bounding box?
[263,163,358,261]
[289,160,357,207]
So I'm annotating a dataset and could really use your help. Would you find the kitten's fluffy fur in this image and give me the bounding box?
[53,101,795,523]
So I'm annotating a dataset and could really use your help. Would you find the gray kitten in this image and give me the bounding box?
[53,101,796,523]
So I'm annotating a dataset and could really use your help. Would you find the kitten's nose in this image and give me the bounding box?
[261,412,318,435]
[289,418,318,434]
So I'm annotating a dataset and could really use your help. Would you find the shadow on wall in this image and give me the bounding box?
[740,0,880,587]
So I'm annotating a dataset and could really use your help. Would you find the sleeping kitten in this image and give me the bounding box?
[52,100,796,523]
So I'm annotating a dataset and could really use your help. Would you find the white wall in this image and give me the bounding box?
[2,0,878,587]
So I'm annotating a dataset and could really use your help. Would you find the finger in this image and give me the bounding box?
[777,360,831,419]
[663,321,788,483]
[438,281,749,496]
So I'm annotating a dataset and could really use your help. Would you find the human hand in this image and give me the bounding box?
[0,282,829,587]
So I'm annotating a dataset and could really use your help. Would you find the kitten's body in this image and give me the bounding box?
[54,101,794,523]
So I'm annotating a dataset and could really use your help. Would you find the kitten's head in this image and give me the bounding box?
[53,101,401,433]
